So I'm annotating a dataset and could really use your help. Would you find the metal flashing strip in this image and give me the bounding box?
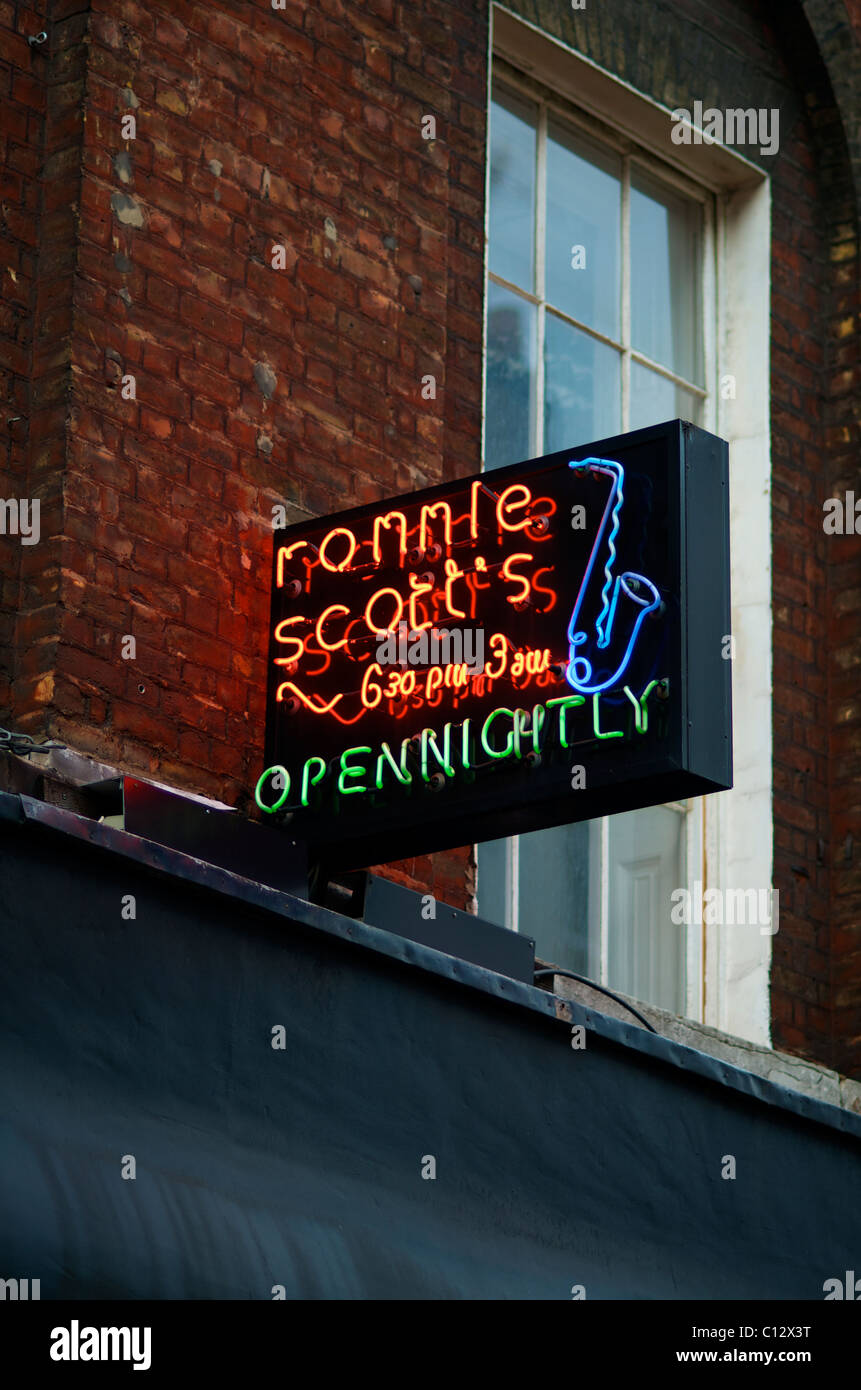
[1,787,859,1142]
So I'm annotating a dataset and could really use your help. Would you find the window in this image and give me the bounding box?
[486,80,709,467]
[479,68,717,1016]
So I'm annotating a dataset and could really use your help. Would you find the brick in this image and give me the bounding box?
[180,292,244,347]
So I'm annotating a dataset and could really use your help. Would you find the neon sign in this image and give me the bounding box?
[566,460,662,694]
[261,421,733,868]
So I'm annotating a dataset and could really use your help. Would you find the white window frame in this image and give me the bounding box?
[489,64,714,457]
[480,6,773,1042]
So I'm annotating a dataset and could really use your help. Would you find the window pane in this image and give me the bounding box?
[630,362,702,433]
[517,823,591,973]
[607,806,685,1014]
[544,312,621,452]
[631,167,702,383]
[476,837,509,929]
[489,89,537,291]
[485,281,537,468]
[546,124,621,340]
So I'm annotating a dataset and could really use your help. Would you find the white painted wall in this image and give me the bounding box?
[709,179,774,1044]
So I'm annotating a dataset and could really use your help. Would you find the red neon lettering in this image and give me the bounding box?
[496,484,533,532]
[300,632,331,677]
[526,648,550,675]
[470,479,482,540]
[501,553,534,605]
[276,681,343,714]
[419,501,452,552]
[526,495,557,540]
[443,558,466,619]
[426,667,443,700]
[319,527,357,573]
[326,703,371,727]
[316,604,350,652]
[485,632,508,680]
[364,587,405,635]
[341,617,371,662]
[273,616,307,663]
[361,663,384,710]
[276,541,309,587]
[532,567,558,613]
[408,572,434,631]
[382,669,416,701]
[372,511,408,565]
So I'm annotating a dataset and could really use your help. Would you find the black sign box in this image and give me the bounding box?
[261,420,732,869]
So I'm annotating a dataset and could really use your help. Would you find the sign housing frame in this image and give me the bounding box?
[262,420,732,869]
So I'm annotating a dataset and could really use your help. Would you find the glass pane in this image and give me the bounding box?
[546,124,621,340]
[476,837,509,929]
[607,806,685,1014]
[630,362,701,432]
[516,823,591,973]
[631,167,702,383]
[544,313,621,452]
[489,88,537,291]
[485,281,536,468]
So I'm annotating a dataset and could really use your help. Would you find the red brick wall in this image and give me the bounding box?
[765,2,861,1077]
[1,0,488,907]
[768,105,833,1065]
[0,3,38,715]
[0,2,87,723]
[824,1,861,1082]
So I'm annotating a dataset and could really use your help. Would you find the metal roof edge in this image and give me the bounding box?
[2,787,859,1143]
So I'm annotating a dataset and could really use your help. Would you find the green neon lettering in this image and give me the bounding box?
[301,756,327,805]
[421,724,455,781]
[623,685,643,731]
[480,707,515,760]
[255,764,290,813]
[530,703,546,754]
[623,679,663,734]
[338,746,372,796]
[376,740,412,789]
[592,695,623,740]
[461,717,473,770]
[512,708,531,759]
[546,695,586,747]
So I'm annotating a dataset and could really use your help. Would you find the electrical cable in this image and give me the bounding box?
[533,966,658,1033]
[0,727,67,758]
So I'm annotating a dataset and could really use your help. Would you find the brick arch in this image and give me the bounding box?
[801,0,861,220]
